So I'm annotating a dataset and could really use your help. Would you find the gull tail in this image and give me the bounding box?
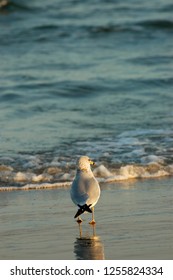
[74,204,92,218]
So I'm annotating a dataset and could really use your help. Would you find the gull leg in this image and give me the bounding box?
[89,207,96,225]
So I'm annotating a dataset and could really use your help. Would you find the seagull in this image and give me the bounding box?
[70,156,100,224]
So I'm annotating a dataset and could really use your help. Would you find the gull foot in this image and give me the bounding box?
[89,220,96,225]
[77,217,83,224]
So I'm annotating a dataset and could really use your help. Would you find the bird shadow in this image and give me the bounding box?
[73,223,105,260]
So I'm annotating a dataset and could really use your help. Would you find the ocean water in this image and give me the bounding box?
[0,0,173,190]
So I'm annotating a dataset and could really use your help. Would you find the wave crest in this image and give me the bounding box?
[0,162,172,191]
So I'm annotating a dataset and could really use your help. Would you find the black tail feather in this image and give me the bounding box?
[74,204,92,218]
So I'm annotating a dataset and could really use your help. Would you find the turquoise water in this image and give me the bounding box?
[0,0,173,189]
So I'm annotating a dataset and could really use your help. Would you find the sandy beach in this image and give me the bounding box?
[0,177,172,260]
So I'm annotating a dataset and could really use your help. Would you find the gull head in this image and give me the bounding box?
[77,156,95,172]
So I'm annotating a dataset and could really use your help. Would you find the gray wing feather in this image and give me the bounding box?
[70,174,100,206]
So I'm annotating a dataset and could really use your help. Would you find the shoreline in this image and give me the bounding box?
[1,172,173,192]
[0,177,173,260]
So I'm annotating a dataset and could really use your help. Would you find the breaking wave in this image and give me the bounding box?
[1,161,173,192]
[1,128,173,191]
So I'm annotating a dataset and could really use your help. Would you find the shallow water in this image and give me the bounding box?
[0,177,172,260]
[0,0,173,190]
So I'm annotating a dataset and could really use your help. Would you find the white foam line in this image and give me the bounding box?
[0,182,72,192]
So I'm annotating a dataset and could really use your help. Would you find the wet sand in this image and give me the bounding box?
[0,178,172,260]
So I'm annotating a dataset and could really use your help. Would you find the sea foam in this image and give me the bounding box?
[0,161,173,191]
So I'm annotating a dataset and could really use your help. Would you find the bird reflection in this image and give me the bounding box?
[74,224,105,260]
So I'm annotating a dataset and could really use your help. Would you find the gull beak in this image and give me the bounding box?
[89,159,95,166]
